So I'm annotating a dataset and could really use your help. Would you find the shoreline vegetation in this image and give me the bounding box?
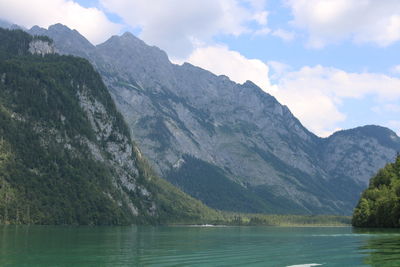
[165,213,351,227]
[0,214,351,227]
[352,155,400,228]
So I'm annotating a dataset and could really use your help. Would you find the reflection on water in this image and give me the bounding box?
[0,225,399,266]
[355,228,400,267]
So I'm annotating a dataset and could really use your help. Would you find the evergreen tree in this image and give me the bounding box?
[352,155,400,227]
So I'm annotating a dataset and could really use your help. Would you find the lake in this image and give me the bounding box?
[0,225,399,266]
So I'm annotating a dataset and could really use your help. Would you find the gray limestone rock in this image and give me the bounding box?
[28,40,55,56]
[27,23,400,215]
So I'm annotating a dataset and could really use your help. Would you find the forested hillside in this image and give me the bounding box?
[352,155,400,227]
[0,28,220,225]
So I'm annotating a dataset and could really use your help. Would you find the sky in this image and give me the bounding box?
[1,0,400,137]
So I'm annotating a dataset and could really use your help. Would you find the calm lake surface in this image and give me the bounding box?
[0,225,399,266]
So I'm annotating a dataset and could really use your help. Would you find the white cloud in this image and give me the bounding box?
[272,29,295,42]
[285,0,400,48]
[254,27,271,36]
[269,71,347,137]
[252,11,269,25]
[100,0,270,58]
[391,65,400,75]
[184,45,273,90]
[267,61,291,81]
[0,0,121,44]
[269,65,400,136]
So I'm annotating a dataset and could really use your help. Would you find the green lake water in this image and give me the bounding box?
[0,225,399,266]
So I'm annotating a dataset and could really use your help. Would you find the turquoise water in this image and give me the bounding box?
[0,225,399,266]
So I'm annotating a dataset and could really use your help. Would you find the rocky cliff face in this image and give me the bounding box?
[323,126,400,184]
[0,28,217,225]
[28,24,400,215]
[30,24,94,58]
[28,39,55,56]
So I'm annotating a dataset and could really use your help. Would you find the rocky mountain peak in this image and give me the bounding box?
[48,23,73,32]
[120,31,143,42]
[100,32,170,63]
[322,125,400,185]
[29,23,94,57]
[23,23,400,215]
[97,32,176,90]
[330,125,400,148]
[29,25,46,33]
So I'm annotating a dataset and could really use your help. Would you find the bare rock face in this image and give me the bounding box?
[75,85,156,217]
[29,24,400,215]
[322,126,399,184]
[28,40,55,56]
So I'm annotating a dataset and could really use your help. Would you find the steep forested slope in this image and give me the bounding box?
[0,28,219,225]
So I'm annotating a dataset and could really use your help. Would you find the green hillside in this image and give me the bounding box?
[0,28,219,225]
[352,155,400,227]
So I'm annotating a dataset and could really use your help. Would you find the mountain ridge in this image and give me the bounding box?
[27,24,400,215]
[0,28,221,225]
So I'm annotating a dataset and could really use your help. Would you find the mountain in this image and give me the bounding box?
[323,126,400,185]
[28,24,400,215]
[0,19,23,30]
[352,155,400,227]
[0,28,220,225]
